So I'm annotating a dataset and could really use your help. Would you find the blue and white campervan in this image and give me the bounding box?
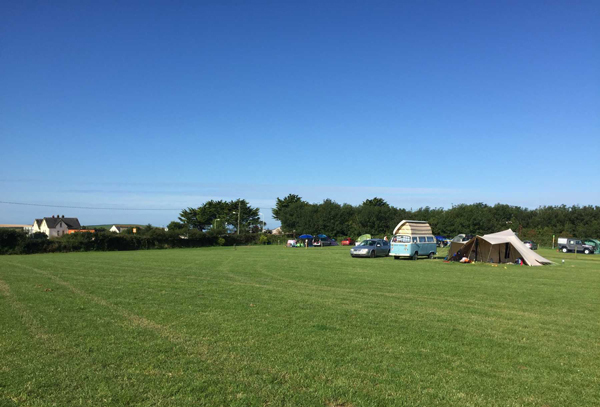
[390,220,437,260]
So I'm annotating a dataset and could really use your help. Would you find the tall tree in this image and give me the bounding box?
[362,197,389,207]
[178,200,241,231]
[226,199,260,233]
[273,194,308,232]
[178,207,211,231]
[273,194,305,221]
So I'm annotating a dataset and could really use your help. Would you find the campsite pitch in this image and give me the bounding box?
[1,246,599,406]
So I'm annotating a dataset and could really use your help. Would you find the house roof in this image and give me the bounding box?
[42,217,81,230]
[35,219,43,227]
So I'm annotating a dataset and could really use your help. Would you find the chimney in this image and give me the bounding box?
[52,215,55,218]
[62,215,64,218]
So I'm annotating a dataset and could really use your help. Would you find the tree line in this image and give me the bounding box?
[2,196,598,255]
[272,194,600,246]
[0,224,283,255]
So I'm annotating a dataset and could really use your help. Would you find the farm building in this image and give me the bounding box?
[110,225,138,233]
[32,216,81,238]
[0,224,33,233]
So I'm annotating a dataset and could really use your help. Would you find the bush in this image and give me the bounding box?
[0,228,267,255]
[0,229,28,254]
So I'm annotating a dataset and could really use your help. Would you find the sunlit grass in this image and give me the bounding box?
[1,246,599,406]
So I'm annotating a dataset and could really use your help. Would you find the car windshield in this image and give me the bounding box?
[359,240,374,246]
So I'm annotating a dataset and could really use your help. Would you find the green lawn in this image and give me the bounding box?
[1,246,599,406]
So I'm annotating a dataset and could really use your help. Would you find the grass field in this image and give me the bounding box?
[1,246,599,406]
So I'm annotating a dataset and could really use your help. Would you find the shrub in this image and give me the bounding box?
[0,229,28,254]
[0,228,264,255]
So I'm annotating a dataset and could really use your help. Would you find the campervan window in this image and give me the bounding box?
[394,235,411,243]
[419,237,426,243]
[426,236,434,243]
[412,237,418,243]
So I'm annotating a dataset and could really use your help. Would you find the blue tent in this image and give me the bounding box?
[317,234,328,238]
[298,234,313,239]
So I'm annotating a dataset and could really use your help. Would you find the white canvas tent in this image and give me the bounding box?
[449,229,552,266]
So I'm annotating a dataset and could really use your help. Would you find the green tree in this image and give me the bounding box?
[226,199,260,234]
[362,197,389,207]
[178,207,210,231]
[178,200,230,231]
[273,194,305,221]
[274,194,309,233]
[167,221,187,231]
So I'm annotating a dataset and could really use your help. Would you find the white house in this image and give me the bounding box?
[33,216,81,238]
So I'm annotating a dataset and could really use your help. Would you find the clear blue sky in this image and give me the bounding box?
[1,1,598,227]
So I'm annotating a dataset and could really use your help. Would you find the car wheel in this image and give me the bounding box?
[562,248,568,253]
[428,252,434,259]
[412,252,418,261]
[584,249,590,254]
[370,250,375,258]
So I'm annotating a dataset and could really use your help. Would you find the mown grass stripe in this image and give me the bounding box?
[1,246,599,406]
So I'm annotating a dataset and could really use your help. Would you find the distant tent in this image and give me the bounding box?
[357,234,371,243]
[584,239,600,254]
[448,234,474,257]
[449,229,552,266]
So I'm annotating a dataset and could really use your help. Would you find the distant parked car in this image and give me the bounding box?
[313,237,333,247]
[341,238,355,246]
[523,240,538,250]
[451,234,474,243]
[557,237,594,254]
[350,239,390,258]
